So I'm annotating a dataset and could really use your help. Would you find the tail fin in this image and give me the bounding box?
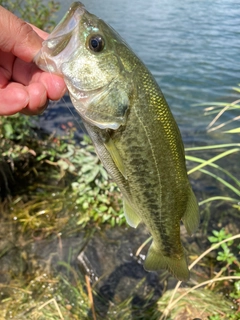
[143,242,190,281]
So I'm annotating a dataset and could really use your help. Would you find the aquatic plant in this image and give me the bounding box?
[159,233,240,320]
[204,84,240,134]
[158,87,240,320]
[57,135,125,227]
[184,85,240,213]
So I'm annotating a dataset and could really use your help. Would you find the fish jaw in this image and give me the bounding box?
[34,2,86,75]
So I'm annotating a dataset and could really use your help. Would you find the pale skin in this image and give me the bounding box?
[0,6,67,116]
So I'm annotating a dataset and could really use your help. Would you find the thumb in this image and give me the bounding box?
[0,6,43,62]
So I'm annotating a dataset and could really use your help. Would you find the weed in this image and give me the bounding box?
[208,229,237,265]
[159,86,240,320]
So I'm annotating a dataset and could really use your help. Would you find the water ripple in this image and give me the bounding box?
[56,0,240,143]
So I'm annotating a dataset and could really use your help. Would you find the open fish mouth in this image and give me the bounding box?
[34,2,86,75]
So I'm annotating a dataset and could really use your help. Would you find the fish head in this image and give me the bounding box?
[35,2,136,130]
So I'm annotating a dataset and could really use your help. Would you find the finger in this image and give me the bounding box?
[22,82,48,114]
[30,24,49,40]
[12,58,39,84]
[12,57,67,100]
[34,72,67,101]
[0,6,43,62]
[0,83,29,115]
[0,82,49,116]
[20,100,48,115]
[21,100,49,116]
[0,51,15,87]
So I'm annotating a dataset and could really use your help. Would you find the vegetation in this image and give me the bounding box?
[159,232,240,319]
[0,0,60,31]
[0,97,239,320]
[0,1,239,319]
[185,85,240,210]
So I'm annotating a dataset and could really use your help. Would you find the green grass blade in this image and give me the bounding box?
[187,148,240,175]
[185,143,240,151]
[186,155,240,187]
[233,87,240,93]
[198,168,240,196]
[199,196,239,205]
[224,128,240,133]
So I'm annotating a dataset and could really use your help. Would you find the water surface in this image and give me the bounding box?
[54,0,240,140]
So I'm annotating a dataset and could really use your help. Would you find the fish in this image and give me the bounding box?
[34,2,199,281]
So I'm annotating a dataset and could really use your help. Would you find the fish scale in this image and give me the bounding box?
[35,1,199,281]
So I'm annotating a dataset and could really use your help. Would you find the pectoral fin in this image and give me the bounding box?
[104,137,126,179]
[123,199,141,228]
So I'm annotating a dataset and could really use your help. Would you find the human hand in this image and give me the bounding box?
[0,6,67,116]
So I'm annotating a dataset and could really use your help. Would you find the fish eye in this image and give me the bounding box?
[88,35,105,52]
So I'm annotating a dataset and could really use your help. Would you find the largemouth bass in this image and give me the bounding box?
[35,2,199,281]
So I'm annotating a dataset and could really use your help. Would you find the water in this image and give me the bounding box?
[51,0,240,141]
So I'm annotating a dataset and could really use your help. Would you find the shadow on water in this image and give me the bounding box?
[90,260,162,319]
[37,95,86,140]
[74,224,167,319]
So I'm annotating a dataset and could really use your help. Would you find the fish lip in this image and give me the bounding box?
[47,2,85,41]
[34,2,86,74]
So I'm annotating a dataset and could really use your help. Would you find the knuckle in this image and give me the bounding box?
[17,19,35,42]
[11,18,40,60]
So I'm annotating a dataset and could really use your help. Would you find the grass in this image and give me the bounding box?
[0,272,90,319]
[0,92,239,319]
[158,85,240,320]
[186,84,240,208]
[0,115,126,319]
[159,234,240,320]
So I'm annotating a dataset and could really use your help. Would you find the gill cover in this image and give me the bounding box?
[70,79,130,130]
